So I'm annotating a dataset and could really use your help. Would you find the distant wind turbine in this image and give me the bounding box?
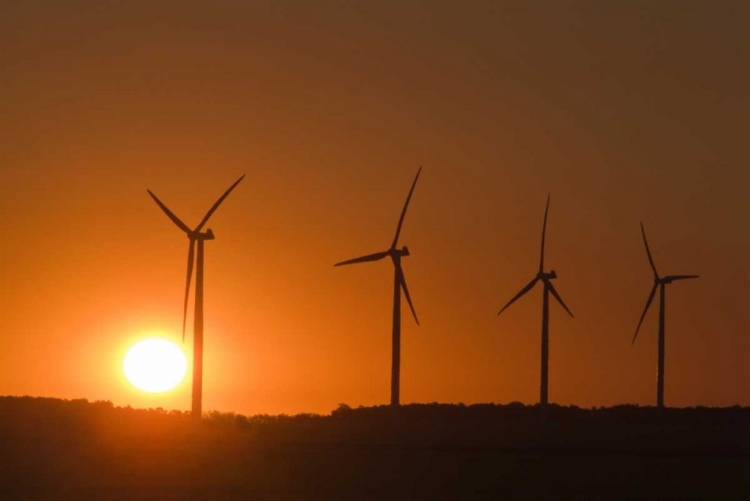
[496,195,573,414]
[147,174,245,419]
[334,166,422,408]
[631,222,698,411]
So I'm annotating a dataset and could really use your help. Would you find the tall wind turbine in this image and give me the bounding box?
[496,195,573,413]
[147,174,245,419]
[334,166,422,408]
[632,222,698,411]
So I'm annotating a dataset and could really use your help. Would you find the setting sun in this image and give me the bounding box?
[123,338,188,393]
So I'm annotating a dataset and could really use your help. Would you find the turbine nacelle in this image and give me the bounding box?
[190,228,215,241]
[539,270,557,280]
[391,245,410,257]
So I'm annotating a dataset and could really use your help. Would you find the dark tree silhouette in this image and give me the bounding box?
[0,397,747,501]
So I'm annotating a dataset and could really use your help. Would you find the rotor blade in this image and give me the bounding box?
[640,221,659,279]
[664,274,699,281]
[397,265,419,326]
[632,283,658,345]
[545,279,574,318]
[147,190,191,234]
[390,166,422,249]
[334,251,389,267]
[182,238,196,342]
[539,194,550,273]
[497,277,539,316]
[195,174,246,232]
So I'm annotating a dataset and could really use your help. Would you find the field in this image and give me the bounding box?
[1,397,748,500]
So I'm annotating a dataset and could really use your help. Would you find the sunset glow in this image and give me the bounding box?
[123,338,187,393]
[1,1,748,416]
[2,2,748,497]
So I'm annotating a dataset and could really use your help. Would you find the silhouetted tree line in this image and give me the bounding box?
[1,397,748,452]
[1,397,748,500]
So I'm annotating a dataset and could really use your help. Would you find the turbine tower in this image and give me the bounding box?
[496,195,573,415]
[147,174,244,419]
[632,222,698,411]
[334,166,422,407]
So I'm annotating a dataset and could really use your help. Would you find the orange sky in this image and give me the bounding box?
[1,1,748,415]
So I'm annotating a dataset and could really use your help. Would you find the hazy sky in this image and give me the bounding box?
[1,1,748,415]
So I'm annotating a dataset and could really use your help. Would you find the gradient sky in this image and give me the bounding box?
[1,1,748,415]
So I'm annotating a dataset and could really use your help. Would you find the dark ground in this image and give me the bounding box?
[0,397,748,500]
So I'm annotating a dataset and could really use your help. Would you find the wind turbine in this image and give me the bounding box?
[631,222,698,411]
[147,174,245,419]
[334,166,422,408]
[496,195,573,414]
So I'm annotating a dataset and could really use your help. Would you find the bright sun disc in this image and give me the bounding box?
[123,338,187,393]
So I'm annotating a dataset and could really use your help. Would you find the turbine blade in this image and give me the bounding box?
[148,190,191,234]
[640,221,659,279]
[195,174,246,232]
[545,279,573,318]
[664,274,700,281]
[390,166,422,249]
[334,251,390,267]
[497,277,539,316]
[397,266,419,326]
[182,239,196,342]
[632,283,658,345]
[539,194,550,273]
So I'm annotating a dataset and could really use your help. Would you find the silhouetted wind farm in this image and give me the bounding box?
[632,222,699,411]
[147,175,245,419]
[334,166,422,408]
[6,3,750,499]
[496,195,574,418]
[141,175,710,422]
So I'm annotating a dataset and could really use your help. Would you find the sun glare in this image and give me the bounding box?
[123,338,188,393]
